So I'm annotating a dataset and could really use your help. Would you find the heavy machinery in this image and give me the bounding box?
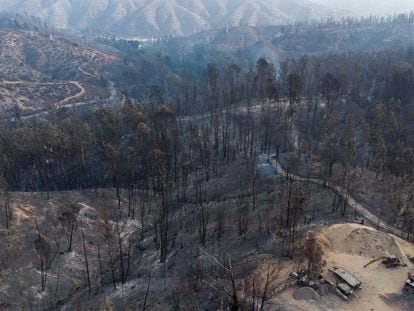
[329,267,362,300]
[363,255,405,268]
[403,273,414,295]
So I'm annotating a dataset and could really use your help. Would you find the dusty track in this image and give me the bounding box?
[270,156,408,239]
[180,99,409,240]
[78,53,99,79]
[269,98,408,238]
[0,80,86,108]
[56,81,85,107]
[0,51,100,111]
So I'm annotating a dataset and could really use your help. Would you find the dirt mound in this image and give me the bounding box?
[321,224,405,258]
[312,231,332,252]
[393,235,414,259]
[293,287,320,301]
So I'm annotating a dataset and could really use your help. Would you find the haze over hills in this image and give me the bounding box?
[0,0,345,37]
[311,0,414,17]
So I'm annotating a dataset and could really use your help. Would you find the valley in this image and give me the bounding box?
[0,0,344,37]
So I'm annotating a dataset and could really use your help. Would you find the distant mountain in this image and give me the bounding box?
[311,0,414,17]
[148,14,414,72]
[0,0,345,37]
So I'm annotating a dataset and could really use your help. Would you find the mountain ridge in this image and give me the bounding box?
[0,0,346,37]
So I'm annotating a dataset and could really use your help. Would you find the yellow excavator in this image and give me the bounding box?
[364,255,404,268]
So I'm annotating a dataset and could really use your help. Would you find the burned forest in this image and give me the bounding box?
[0,6,414,311]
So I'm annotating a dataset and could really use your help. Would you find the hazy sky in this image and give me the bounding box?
[311,0,414,16]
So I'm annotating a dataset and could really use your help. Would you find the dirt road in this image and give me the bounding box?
[0,79,85,107]
[78,53,99,79]
[1,51,118,121]
[0,51,99,111]
[269,155,407,239]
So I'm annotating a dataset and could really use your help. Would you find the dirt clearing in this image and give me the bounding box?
[274,224,414,311]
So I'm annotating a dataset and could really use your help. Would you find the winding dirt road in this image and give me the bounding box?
[0,51,111,120]
[180,100,409,239]
[78,53,99,79]
[0,79,86,108]
[0,51,101,108]
[270,156,408,239]
[56,81,85,106]
[258,98,409,239]
[1,79,86,102]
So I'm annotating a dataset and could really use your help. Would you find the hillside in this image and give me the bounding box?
[0,0,345,37]
[0,14,179,117]
[149,14,414,70]
[1,159,413,310]
[0,29,115,83]
[0,49,413,309]
[0,14,122,117]
[1,3,414,311]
